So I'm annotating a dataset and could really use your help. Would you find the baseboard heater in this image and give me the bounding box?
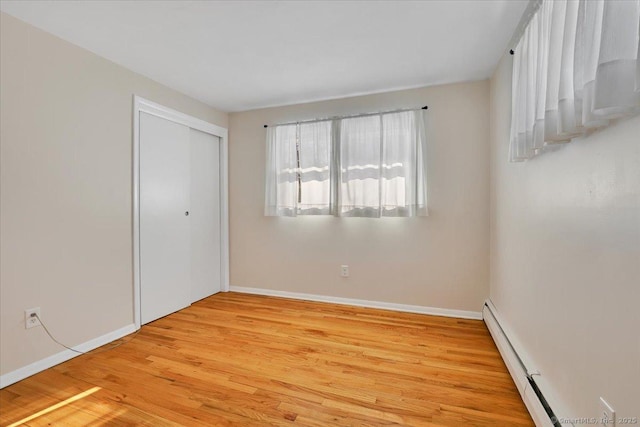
[483,301,564,427]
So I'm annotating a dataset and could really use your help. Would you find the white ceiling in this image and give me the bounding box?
[1,0,528,112]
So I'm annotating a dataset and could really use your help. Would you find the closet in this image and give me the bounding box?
[135,98,227,325]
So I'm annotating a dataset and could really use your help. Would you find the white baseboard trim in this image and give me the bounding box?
[0,323,136,389]
[229,286,483,320]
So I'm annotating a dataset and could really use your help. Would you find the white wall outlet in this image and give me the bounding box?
[340,265,349,277]
[25,307,41,329]
[599,397,615,426]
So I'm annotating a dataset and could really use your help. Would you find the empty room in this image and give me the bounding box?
[1,0,638,426]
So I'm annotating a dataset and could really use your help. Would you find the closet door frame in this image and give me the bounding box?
[132,95,229,330]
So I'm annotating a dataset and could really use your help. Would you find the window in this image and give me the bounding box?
[265,110,427,217]
[509,0,640,161]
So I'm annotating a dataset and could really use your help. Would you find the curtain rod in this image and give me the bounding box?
[508,0,542,55]
[263,106,428,128]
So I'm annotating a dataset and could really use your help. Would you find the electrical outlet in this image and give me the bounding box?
[600,397,615,426]
[341,265,349,277]
[25,308,41,329]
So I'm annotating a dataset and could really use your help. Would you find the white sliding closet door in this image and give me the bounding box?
[140,112,191,324]
[190,129,221,302]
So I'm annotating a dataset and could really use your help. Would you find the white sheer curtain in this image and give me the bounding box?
[264,124,297,216]
[339,111,427,217]
[265,110,427,217]
[298,121,332,215]
[510,0,640,161]
[339,115,382,217]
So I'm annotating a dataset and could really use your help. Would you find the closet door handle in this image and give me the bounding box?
[185,211,189,216]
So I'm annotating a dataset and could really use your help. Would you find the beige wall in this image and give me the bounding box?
[489,54,640,419]
[0,13,227,376]
[229,81,490,312]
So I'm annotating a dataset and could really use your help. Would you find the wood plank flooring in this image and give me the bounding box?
[0,292,533,426]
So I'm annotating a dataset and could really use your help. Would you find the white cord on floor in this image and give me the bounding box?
[34,313,140,355]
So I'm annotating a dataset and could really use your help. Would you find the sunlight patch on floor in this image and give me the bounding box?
[7,386,101,427]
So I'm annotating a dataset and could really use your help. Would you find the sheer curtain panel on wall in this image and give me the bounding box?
[509,0,640,161]
[264,110,427,218]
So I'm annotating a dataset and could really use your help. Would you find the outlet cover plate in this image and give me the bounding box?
[340,265,349,277]
[25,307,41,329]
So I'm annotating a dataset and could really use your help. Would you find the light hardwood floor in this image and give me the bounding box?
[0,292,533,426]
